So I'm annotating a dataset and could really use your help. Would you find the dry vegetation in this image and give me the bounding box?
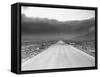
[64,40,95,57]
[21,40,95,63]
[21,40,57,62]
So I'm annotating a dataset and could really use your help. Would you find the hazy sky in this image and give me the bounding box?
[22,6,95,21]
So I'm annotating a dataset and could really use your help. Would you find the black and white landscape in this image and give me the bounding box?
[21,6,95,71]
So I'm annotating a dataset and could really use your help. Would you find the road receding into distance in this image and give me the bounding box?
[22,40,95,71]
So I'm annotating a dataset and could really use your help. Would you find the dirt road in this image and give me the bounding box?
[22,41,95,71]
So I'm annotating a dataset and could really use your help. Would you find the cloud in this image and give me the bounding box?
[22,6,95,21]
[21,14,95,40]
